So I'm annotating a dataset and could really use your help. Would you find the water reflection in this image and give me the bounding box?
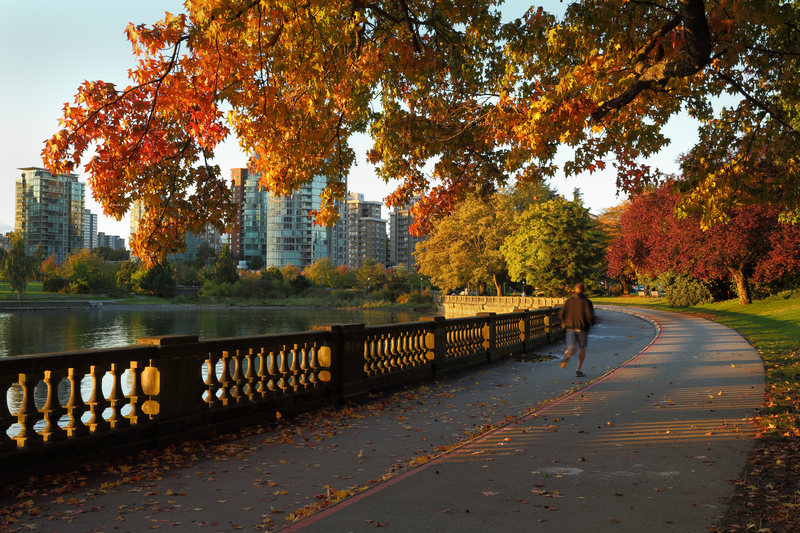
[0,306,425,357]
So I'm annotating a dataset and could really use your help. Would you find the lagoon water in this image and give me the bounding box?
[0,306,427,358]
[3,306,429,434]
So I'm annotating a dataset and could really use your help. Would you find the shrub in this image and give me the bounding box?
[663,273,714,307]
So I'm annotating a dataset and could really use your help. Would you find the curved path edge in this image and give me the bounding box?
[288,306,765,532]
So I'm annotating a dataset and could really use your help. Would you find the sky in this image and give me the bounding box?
[0,1,700,241]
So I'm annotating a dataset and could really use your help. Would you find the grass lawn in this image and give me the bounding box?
[595,295,800,438]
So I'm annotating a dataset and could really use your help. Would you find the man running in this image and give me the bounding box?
[558,282,595,378]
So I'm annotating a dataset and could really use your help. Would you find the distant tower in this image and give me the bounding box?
[15,167,84,263]
[388,198,425,268]
[230,168,247,258]
[231,168,347,269]
[83,209,98,250]
[346,193,387,268]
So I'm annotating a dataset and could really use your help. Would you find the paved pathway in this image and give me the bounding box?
[0,307,764,532]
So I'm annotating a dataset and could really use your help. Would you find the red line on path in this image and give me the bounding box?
[284,309,664,532]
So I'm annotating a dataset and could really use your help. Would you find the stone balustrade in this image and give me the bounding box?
[438,295,567,317]
[0,308,564,483]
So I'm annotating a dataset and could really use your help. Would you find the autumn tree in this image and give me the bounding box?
[596,201,635,294]
[58,249,118,294]
[116,260,140,293]
[502,192,605,296]
[415,192,516,296]
[608,186,800,305]
[43,1,799,262]
[0,233,42,300]
[356,259,387,293]
[304,258,337,288]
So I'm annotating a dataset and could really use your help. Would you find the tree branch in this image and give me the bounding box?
[716,72,800,138]
[591,0,711,123]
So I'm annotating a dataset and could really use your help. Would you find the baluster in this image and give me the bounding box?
[253,348,266,397]
[308,345,319,386]
[367,339,377,374]
[289,344,300,376]
[0,376,17,451]
[218,351,233,406]
[64,367,89,437]
[230,349,244,403]
[288,345,300,390]
[385,336,395,370]
[374,337,384,372]
[298,345,309,389]
[277,348,288,391]
[363,341,371,374]
[372,338,381,372]
[86,365,110,433]
[409,332,419,365]
[126,361,146,424]
[389,335,399,370]
[244,348,257,401]
[40,370,67,442]
[106,363,130,429]
[204,352,221,408]
[15,373,43,447]
[267,350,279,392]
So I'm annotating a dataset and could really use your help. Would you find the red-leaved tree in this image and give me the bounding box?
[608,186,800,305]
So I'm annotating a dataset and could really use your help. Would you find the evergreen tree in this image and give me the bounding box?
[213,245,239,284]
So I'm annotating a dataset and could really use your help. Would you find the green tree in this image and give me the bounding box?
[61,249,117,294]
[212,245,239,284]
[116,260,140,293]
[356,260,387,293]
[334,265,355,289]
[41,254,67,293]
[415,193,517,296]
[248,254,265,272]
[138,260,177,297]
[304,258,336,288]
[106,248,130,262]
[502,192,606,296]
[194,241,217,269]
[264,265,284,284]
[0,232,42,300]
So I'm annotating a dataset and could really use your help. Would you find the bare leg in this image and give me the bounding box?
[576,346,586,371]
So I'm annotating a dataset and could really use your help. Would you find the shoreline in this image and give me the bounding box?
[0,299,435,313]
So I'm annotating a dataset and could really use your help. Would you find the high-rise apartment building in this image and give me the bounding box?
[83,209,98,250]
[346,193,387,268]
[97,233,126,250]
[15,167,84,263]
[232,169,347,269]
[229,168,247,258]
[388,198,425,268]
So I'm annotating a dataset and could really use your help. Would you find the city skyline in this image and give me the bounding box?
[1,1,698,239]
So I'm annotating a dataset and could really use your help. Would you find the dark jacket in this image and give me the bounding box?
[559,293,595,331]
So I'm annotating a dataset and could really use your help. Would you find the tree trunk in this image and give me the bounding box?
[478,282,487,296]
[729,267,751,305]
[492,273,503,296]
